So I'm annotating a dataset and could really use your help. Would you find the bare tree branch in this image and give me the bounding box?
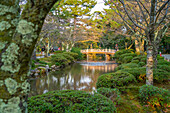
[156,0,169,15]
[138,0,150,15]
[155,1,169,25]
[119,0,145,30]
[136,0,149,25]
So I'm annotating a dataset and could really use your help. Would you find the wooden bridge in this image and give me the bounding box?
[81,49,117,61]
[81,49,116,54]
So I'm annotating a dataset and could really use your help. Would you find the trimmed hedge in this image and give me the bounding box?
[28,90,116,113]
[51,54,68,66]
[122,56,133,63]
[117,67,146,81]
[119,53,136,63]
[96,71,136,88]
[158,59,170,65]
[153,69,169,82]
[63,52,78,59]
[71,47,83,60]
[131,60,140,64]
[139,85,169,111]
[115,63,139,71]
[157,65,170,72]
[118,67,169,82]
[97,88,121,105]
[114,49,133,63]
[138,62,145,67]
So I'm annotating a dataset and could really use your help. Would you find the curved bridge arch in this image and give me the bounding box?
[81,49,117,61]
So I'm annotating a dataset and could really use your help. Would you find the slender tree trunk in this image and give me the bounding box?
[0,0,58,112]
[146,44,154,85]
[46,37,50,57]
[135,39,140,52]
[32,48,37,61]
[140,39,145,53]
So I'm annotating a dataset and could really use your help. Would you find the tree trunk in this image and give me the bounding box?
[146,44,154,85]
[0,0,58,112]
[139,39,145,53]
[135,39,140,52]
[32,48,37,61]
[46,37,50,57]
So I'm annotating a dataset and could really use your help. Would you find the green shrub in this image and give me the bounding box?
[157,65,170,72]
[157,55,164,60]
[132,55,146,61]
[55,62,60,66]
[96,71,136,88]
[122,56,133,63]
[117,67,146,81]
[114,49,133,59]
[121,63,139,69]
[36,59,40,62]
[117,52,136,63]
[141,57,147,63]
[63,52,78,59]
[139,85,169,111]
[71,47,83,60]
[28,90,116,113]
[38,61,48,65]
[51,54,68,66]
[138,62,146,67]
[115,63,139,71]
[62,53,74,62]
[31,61,35,68]
[131,60,140,64]
[158,59,170,65]
[97,88,121,105]
[37,64,46,67]
[153,69,169,82]
[54,50,63,53]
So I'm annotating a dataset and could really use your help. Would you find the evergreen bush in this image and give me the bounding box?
[28,90,116,113]
[122,56,133,63]
[139,85,169,111]
[138,62,146,67]
[97,88,121,105]
[71,47,83,60]
[131,60,140,64]
[96,71,136,88]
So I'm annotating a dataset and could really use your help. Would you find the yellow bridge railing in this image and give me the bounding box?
[81,49,116,54]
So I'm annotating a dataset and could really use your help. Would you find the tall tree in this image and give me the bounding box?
[54,0,97,42]
[0,0,59,112]
[105,0,170,85]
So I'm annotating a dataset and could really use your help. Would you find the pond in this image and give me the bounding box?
[29,62,117,96]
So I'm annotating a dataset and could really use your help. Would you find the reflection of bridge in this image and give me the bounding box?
[81,49,117,61]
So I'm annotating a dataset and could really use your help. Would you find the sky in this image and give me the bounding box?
[90,0,110,13]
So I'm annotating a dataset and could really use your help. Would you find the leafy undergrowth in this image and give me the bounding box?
[28,90,116,113]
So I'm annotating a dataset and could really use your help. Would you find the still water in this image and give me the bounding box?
[29,62,117,96]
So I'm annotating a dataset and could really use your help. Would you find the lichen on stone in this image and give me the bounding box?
[0,21,11,31]
[4,78,18,95]
[0,41,7,50]
[1,43,20,73]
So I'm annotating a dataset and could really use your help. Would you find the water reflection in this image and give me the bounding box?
[29,62,117,96]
